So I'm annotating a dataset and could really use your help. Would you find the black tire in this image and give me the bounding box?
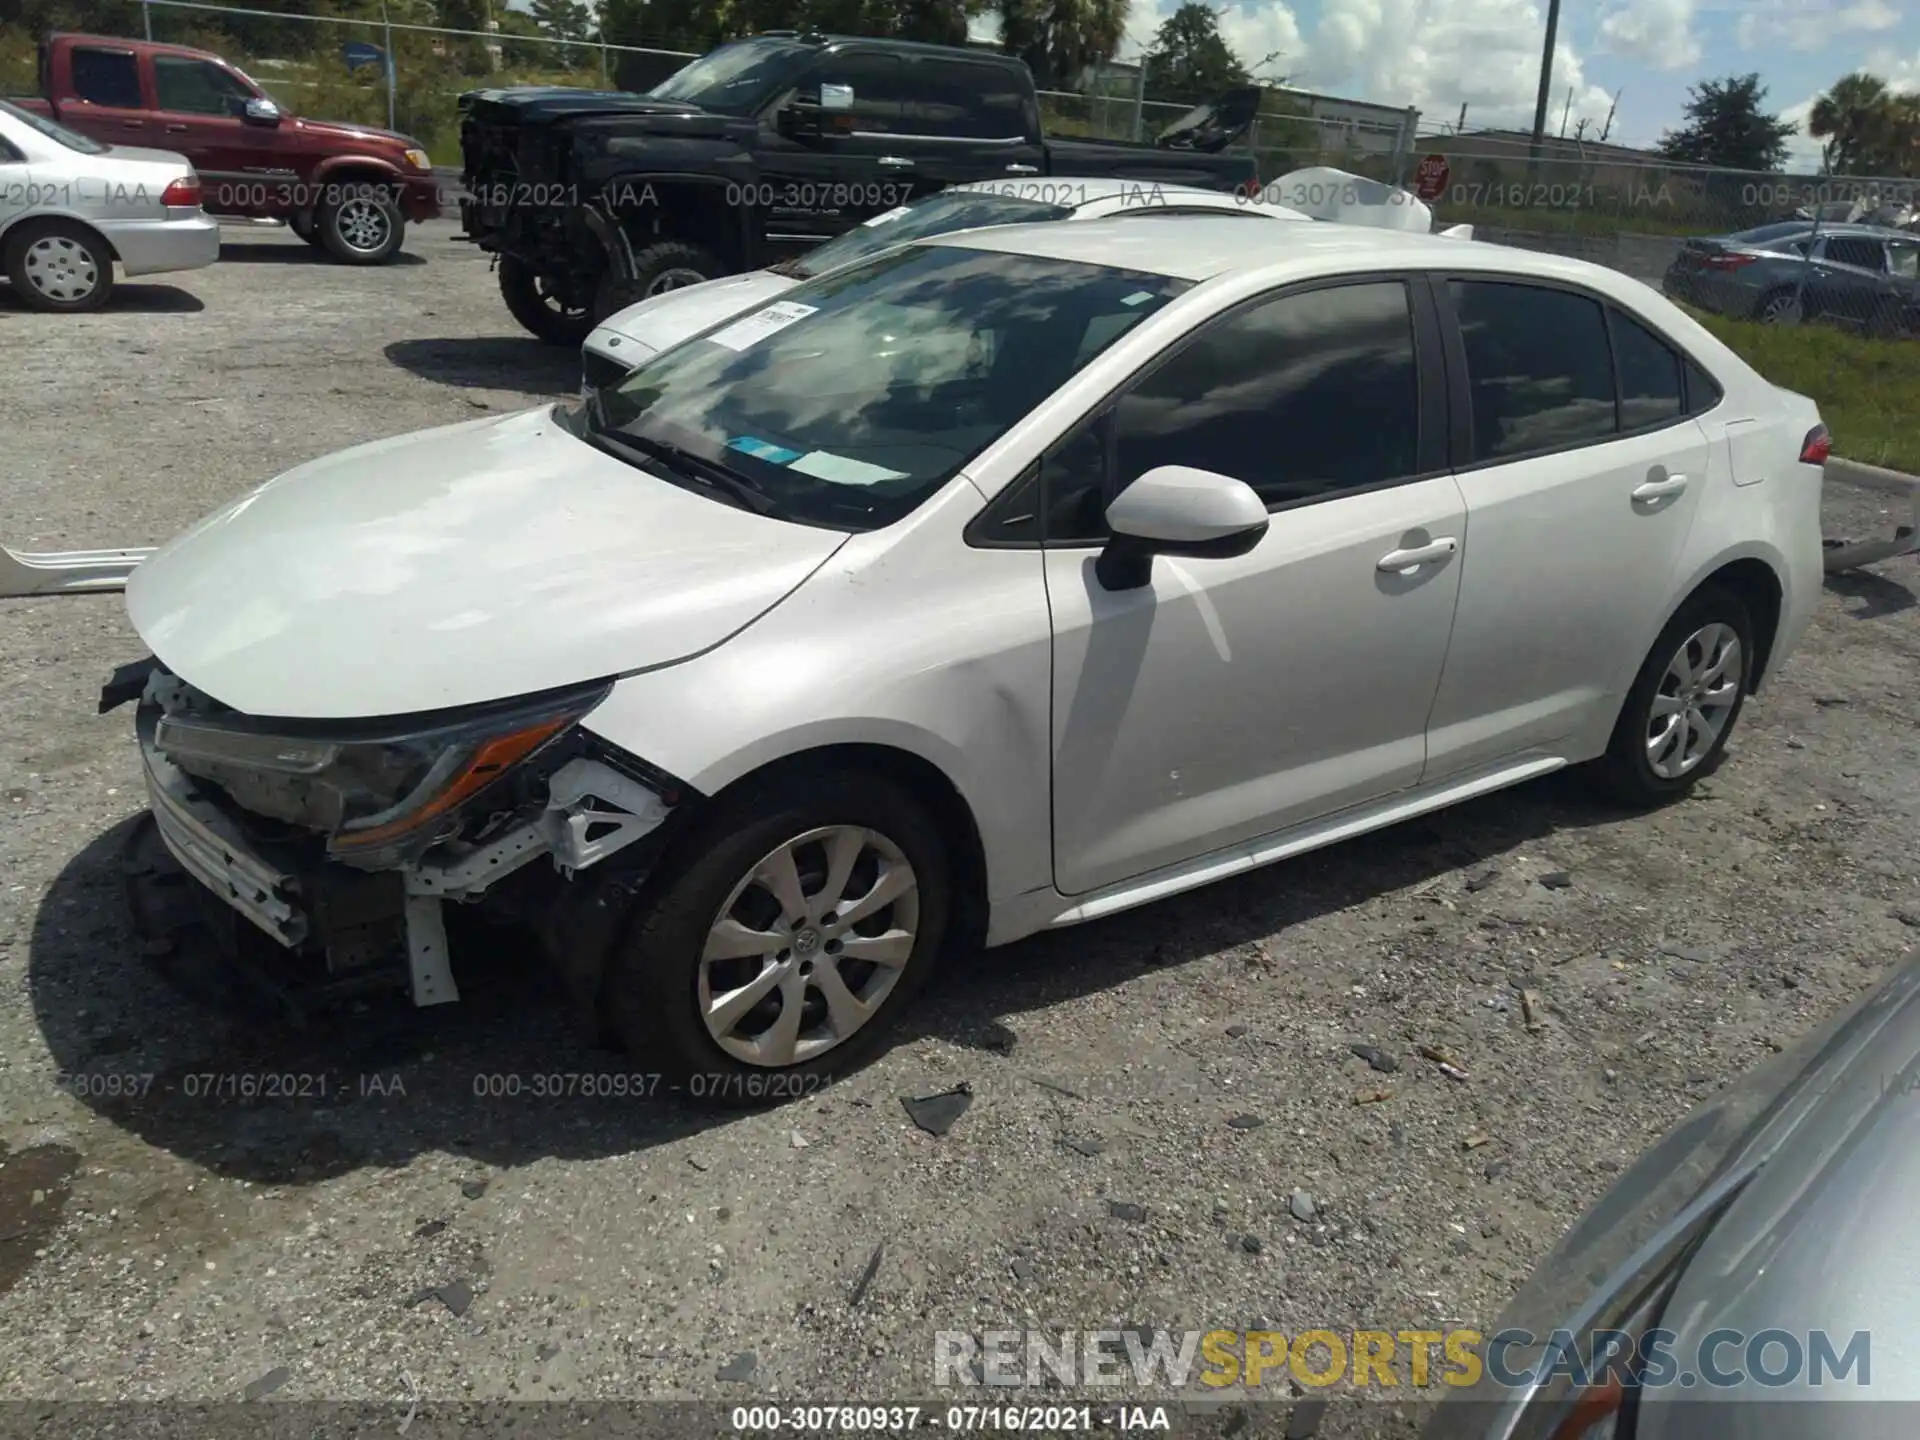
[603,767,951,1108]
[604,239,726,320]
[1593,585,1756,808]
[316,188,406,265]
[498,255,595,345]
[288,212,323,247]
[1752,287,1802,325]
[4,219,114,313]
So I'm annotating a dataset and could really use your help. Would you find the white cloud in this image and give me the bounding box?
[1596,0,1702,72]
[1776,94,1827,171]
[1215,2,1306,80]
[1734,0,1898,52]
[1859,44,1920,91]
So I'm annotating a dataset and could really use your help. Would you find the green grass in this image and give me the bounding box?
[1688,308,1920,472]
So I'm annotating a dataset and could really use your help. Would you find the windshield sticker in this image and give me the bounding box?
[788,451,909,487]
[706,300,818,352]
[727,436,803,464]
[1121,291,1155,306]
[863,206,911,227]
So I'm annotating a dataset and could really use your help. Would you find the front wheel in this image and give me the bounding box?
[1593,586,1755,807]
[498,255,595,345]
[4,220,114,312]
[317,190,406,265]
[603,768,950,1107]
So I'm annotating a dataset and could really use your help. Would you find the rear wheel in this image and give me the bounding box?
[498,255,594,345]
[602,767,950,1106]
[1594,586,1755,807]
[4,220,114,312]
[1754,288,1803,325]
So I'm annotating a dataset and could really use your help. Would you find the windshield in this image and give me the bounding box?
[795,192,1077,278]
[648,38,809,115]
[584,243,1191,531]
[0,98,109,154]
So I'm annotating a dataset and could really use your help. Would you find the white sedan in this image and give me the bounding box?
[580,176,1314,389]
[109,217,1825,1101]
[0,100,217,312]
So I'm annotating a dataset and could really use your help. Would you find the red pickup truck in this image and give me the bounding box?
[12,32,441,263]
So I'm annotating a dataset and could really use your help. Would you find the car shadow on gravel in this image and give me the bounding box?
[384,337,581,396]
[0,284,204,314]
[27,772,1618,1185]
[1825,565,1917,620]
[216,240,428,267]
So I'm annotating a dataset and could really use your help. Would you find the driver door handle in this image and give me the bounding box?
[1377,537,1458,572]
[165,123,188,132]
[1005,163,1039,174]
[1632,473,1689,500]
[877,155,914,169]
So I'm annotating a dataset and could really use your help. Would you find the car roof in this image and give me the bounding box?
[929,213,1541,283]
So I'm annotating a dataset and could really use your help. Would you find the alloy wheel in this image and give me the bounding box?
[1646,621,1743,780]
[698,825,920,1067]
[335,197,392,254]
[1759,292,1802,325]
[23,236,99,303]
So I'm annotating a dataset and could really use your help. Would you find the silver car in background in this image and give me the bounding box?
[1662,220,1920,336]
[1424,956,1920,1440]
[0,98,217,313]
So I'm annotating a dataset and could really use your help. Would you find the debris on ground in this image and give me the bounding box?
[717,1352,757,1382]
[459,1179,488,1201]
[1349,1044,1399,1073]
[901,1083,973,1137]
[1521,990,1547,1032]
[789,1130,810,1149]
[242,1365,291,1401]
[1108,1200,1149,1223]
[1289,1190,1317,1223]
[848,1242,884,1308]
[1538,871,1573,890]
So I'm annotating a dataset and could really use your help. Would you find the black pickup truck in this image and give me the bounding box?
[457,30,1260,343]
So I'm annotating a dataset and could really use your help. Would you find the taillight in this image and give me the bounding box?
[1701,253,1758,270]
[160,174,202,208]
[1800,424,1831,465]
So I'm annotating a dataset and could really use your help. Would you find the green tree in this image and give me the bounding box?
[531,0,595,67]
[1809,71,1920,175]
[997,0,1128,91]
[1655,73,1795,172]
[1141,2,1245,109]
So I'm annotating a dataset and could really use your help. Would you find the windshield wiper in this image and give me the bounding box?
[589,428,780,517]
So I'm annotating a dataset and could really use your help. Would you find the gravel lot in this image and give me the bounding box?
[2,219,1918,1436]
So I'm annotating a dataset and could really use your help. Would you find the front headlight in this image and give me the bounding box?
[154,682,611,856]
[403,147,432,171]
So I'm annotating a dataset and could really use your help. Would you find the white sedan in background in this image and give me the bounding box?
[581,167,1469,391]
[579,176,1314,390]
[0,99,217,313]
[109,217,1823,1102]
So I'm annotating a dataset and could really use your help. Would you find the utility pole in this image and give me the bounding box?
[1599,88,1620,143]
[1528,0,1563,176]
[1455,102,1468,135]
[143,0,152,40]
[1558,85,1573,138]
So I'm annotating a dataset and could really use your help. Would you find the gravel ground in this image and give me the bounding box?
[2,220,1918,1436]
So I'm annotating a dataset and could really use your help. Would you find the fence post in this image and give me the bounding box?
[1390,106,1418,187]
[1130,61,1146,143]
[380,2,397,133]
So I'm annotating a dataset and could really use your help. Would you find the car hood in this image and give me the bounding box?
[125,407,849,721]
[594,270,797,357]
[287,116,422,152]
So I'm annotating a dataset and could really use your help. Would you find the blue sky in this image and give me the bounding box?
[1095,0,1920,163]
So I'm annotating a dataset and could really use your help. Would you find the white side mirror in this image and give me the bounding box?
[1098,465,1269,590]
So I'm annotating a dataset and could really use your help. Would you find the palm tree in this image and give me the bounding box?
[997,0,1129,91]
[1809,71,1891,174]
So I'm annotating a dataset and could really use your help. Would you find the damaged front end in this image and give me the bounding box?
[103,658,690,1012]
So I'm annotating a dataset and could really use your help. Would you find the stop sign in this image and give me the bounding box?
[1414,154,1451,202]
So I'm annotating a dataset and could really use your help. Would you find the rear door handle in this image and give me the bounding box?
[1005,163,1039,174]
[1377,537,1458,572]
[1632,473,1689,500]
[164,123,188,132]
[877,155,913,169]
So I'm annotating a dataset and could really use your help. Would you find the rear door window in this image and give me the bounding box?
[1449,279,1617,461]
[70,47,142,108]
